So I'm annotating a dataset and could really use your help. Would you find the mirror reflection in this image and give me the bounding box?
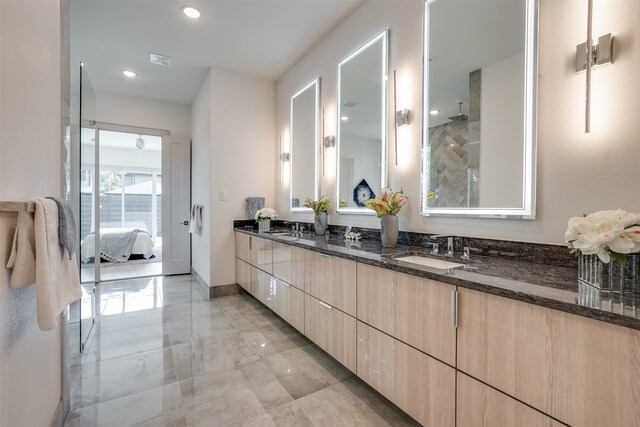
[422,0,536,217]
[290,78,319,211]
[337,29,387,213]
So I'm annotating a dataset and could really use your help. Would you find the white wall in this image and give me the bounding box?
[94,90,191,139]
[210,68,275,287]
[190,72,212,284]
[0,1,65,426]
[276,0,640,245]
[479,52,524,208]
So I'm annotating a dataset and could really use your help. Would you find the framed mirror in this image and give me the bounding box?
[290,78,320,212]
[421,0,538,218]
[336,29,388,214]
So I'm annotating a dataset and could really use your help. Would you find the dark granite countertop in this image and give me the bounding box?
[235,226,640,331]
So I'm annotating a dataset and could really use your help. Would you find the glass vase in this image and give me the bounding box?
[578,253,640,293]
[258,219,271,233]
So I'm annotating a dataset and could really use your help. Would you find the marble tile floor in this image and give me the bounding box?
[65,274,420,427]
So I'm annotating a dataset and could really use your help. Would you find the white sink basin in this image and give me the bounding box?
[394,256,464,270]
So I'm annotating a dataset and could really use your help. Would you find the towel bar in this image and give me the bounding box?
[0,201,35,213]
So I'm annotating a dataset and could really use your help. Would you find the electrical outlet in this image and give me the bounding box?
[219,191,227,201]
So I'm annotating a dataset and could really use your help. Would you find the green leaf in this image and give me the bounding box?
[610,251,628,266]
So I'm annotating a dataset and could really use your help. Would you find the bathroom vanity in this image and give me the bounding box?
[235,227,640,427]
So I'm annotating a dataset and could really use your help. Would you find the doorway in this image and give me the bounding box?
[80,127,163,282]
[79,124,191,284]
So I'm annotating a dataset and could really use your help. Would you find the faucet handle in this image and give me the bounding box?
[461,246,471,260]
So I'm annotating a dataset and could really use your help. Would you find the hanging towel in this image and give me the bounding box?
[189,204,202,234]
[6,197,82,331]
[45,196,76,260]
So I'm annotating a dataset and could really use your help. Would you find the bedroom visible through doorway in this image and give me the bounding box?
[80,128,163,283]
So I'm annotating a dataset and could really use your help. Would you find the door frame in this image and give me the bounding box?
[89,122,169,283]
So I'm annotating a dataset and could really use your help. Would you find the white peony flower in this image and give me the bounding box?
[255,208,278,221]
[565,209,640,263]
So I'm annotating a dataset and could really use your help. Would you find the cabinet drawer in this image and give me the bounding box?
[235,258,251,293]
[457,372,563,427]
[357,263,456,365]
[306,252,356,315]
[271,278,305,333]
[304,294,356,372]
[249,236,272,274]
[357,321,455,427]
[253,267,274,306]
[272,242,305,288]
[458,288,640,426]
[235,232,250,263]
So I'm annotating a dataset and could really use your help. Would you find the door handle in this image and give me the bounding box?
[180,221,189,225]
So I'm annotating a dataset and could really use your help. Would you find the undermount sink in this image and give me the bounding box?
[266,232,299,240]
[394,255,464,271]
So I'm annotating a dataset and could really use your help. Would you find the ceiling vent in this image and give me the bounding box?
[150,53,172,67]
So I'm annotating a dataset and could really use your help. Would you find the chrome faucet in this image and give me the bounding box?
[426,242,439,255]
[430,234,454,257]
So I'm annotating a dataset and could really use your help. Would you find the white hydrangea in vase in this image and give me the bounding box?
[255,208,278,233]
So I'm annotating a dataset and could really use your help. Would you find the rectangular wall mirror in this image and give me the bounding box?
[421,0,538,218]
[290,78,320,212]
[336,29,388,214]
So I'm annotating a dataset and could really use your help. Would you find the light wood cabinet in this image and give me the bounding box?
[253,266,274,306]
[249,235,272,274]
[457,288,640,427]
[271,278,305,333]
[304,294,356,372]
[272,242,306,288]
[357,321,455,427]
[235,232,250,263]
[456,372,563,427]
[235,258,251,293]
[357,264,456,365]
[305,252,356,316]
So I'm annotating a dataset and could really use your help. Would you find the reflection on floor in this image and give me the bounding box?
[81,261,162,282]
[65,275,419,427]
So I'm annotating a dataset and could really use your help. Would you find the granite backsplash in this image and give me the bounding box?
[233,219,577,269]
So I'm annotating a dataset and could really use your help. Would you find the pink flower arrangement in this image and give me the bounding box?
[364,188,409,218]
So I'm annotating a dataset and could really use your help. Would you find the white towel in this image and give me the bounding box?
[189,204,202,234]
[6,197,82,331]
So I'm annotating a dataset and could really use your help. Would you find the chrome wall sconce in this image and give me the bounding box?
[321,108,335,176]
[280,152,290,162]
[577,0,614,133]
[396,109,410,127]
[392,70,410,166]
[323,135,335,148]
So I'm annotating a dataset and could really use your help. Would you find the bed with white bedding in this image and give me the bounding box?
[81,228,155,263]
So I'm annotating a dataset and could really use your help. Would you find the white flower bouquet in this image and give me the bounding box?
[255,207,278,222]
[565,209,640,264]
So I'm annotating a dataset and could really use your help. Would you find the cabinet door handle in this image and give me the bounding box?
[451,290,458,328]
[318,252,331,258]
[319,301,333,310]
[249,236,252,250]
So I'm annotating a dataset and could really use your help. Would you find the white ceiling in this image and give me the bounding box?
[70,0,363,105]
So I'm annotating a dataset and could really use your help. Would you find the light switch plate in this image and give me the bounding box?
[219,191,227,201]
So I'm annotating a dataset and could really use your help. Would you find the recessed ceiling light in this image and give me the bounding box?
[341,116,349,121]
[430,109,440,115]
[181,6,201,19]
[122,70,137,78]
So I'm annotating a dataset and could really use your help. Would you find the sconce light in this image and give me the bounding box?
[392,70,411,166]
[280,152,290,162]
[396,109,410,127]
[323,135,335,148]
[576,0,614,133]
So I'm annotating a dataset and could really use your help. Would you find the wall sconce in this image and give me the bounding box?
[392,70,411,166]
[279,131,290,184]
[576,0,614,133]
[396,109,410,126]
[280,152,290,162]
[322,107,335,176]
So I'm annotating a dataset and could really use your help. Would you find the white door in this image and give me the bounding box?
[162,136,191,275]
